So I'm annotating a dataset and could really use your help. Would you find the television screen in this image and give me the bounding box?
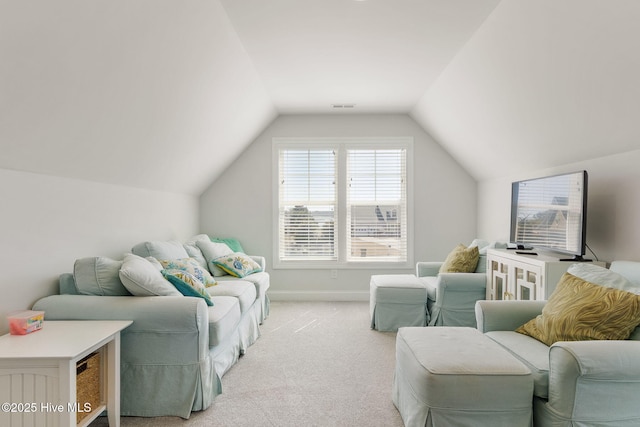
[510,171,588,258]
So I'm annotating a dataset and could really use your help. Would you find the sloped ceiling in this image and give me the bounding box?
[0,0,498,195]
[0,0,276,195]
[412,0,640,181]
[219,0,500,113]
[2,1,638,194]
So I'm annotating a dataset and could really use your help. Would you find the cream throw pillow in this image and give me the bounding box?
[196,240,234,276]
[119,254,182,296]
[439,244,480,273]
[516,272,640,346]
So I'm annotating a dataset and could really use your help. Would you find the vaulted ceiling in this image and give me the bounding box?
[1,1,639,195]
[219,0,500,114]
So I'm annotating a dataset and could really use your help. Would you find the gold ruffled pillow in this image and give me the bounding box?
[516,272,640,346]
[439,244,480,273]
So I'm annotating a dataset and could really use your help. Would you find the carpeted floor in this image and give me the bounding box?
[91,301,404,427]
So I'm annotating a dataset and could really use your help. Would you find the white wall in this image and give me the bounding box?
[0,0,276,195]
[200,114,477,300]
[0,168,198,335]
[478,149,640,264]
[412,0,640,183]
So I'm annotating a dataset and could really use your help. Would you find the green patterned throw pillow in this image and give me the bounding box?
[516,272,640,346]
[159,257,217,287]
[162,269,214,306]
[212,253,262,278]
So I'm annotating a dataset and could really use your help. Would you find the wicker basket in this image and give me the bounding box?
[76,352,101,423]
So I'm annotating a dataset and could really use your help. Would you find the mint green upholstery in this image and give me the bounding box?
[413,239,503,327]
[32,235,269,419]
[476,261,640,426]
[370,274,429,331]
[33,295,224,418]
[416,261,486,327]
[393,327,533,426]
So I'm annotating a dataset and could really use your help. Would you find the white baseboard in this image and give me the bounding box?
[269,291,369,302]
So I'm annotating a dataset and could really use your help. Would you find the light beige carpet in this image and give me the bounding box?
[91,301,404,427]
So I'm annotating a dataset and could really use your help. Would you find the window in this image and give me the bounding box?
[278,149,337,261]
[274,138,412,268]
[347,148,407,262]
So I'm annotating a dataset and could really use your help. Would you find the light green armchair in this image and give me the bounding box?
[416,259,487,327]
[414,239,499,328]
[476,260,640,427]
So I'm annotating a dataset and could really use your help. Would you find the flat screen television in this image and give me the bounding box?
[509,170,589,261]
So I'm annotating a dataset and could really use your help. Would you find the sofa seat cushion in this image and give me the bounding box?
[416,276,437,301]
[216,271,270,299]
[486,330,550,399]
[207,296,241,347]
[207,281,256,314]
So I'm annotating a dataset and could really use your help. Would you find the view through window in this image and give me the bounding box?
[275,139,410,266]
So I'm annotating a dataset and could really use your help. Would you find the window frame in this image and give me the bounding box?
[272,137,414,270]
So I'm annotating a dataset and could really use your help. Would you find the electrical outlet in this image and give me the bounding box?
[330,269,338,279]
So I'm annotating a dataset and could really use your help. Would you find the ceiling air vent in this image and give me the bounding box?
[331,104,356,109]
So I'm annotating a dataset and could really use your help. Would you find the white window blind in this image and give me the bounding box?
[278,149,337,261]
[514,174,583,253]
[346,149,407,262]
[274,138,412,267]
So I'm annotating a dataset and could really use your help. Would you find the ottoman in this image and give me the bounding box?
[393,327,533,427]
[370,274,428,332]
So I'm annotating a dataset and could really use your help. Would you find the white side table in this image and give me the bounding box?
[0,320,132,427]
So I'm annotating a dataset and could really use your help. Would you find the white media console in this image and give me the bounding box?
[486,248,605,301]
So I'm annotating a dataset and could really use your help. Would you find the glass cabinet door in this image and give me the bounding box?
[515,267,538,300]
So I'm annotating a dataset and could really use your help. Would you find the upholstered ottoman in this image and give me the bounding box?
[370,274,428,332]
[393,327,533,427]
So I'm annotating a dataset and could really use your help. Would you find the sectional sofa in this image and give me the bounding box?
[33,234,269,419]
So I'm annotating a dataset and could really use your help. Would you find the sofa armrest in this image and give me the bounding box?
[437,272,486,292]
[546,340,640,420]
[59,273,79,294]
[249,255,266,272]
[416,261,442,277]
[475,300,546,333]
[33,295,209,364]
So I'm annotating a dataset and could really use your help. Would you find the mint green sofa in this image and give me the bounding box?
[476,261,640,426]
[33,236,269,419]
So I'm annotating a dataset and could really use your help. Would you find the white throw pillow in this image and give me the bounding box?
[196,240,234,276]
[567,263,640,295]
[119,253,182,296]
